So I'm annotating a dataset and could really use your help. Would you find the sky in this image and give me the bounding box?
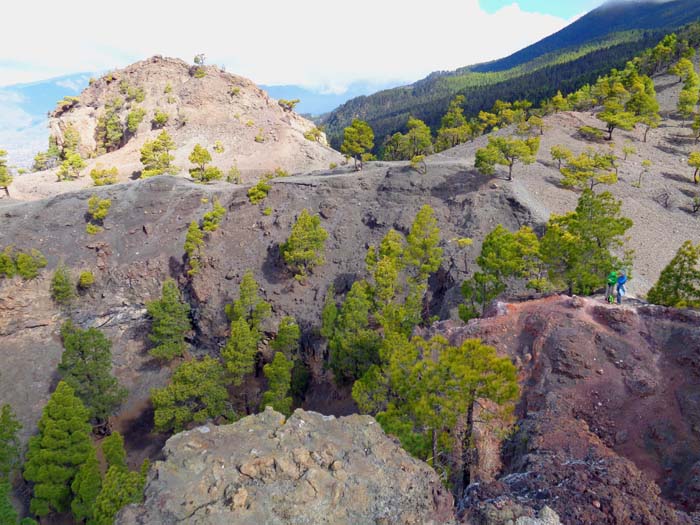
[0,0,606,167]
[0,0,604,92]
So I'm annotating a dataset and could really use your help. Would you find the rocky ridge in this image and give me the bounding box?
[117,408,455,525]
[10,56,342,200]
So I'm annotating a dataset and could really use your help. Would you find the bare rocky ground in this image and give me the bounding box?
[7,56,342,200]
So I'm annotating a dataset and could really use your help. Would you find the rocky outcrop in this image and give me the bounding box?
[13,56,342,200]
[426,296,700,524]
[117,408,454,525]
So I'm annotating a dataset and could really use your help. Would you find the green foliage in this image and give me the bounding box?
[254,129,266,143]
[352,334,518,490]
[280,209,328,280]
[152,110,169,129]
[90,166,118,186]
[202,199,226,232]
[460,224,542,320]
[225,270,272,332]
[304,127,323,142]
[261,352,294,415]
[101,432,127,470]
[140,130,176,178]
[278,99,300,112]
[578,125,605,140]
[271,316,300,358]
[164,83,172,94]
[560,148,618,190]
[550,145,572,169]
[23,381,92,517]
[634,159,652,187]
[405,205,443,282]
[59,321,127,422]
[689,151,700,184]
[151,356,231,433]
[87,195,111,221]
[0,481,18,525]
[435,96,475,151]
[647,241,700,308]
[183,221,204,275]
[8,249,46,280]
[341,119,374,170]
[78,270,95,290]
[0,405,21,482]
[85,223,102,235]
[596,78,637,139]
[328,281,382,384]
[146,279,191,361]
[263,206,272,216]
[92,464,146,525]
[70,445,101,523]
[0,150,11,196]
[223,318,259,386]
[56,150,86,181]
[247,179,271,204]
[126,107,146,133]
[188,144,222,182]
[540,190,633,295]
[475,135,540,180]
[51,266,74,304]
[382,117,433,161]
[95,97,124,153]
[213,141,225,154]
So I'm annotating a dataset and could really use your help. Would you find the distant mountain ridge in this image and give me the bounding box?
[322,0,700,149]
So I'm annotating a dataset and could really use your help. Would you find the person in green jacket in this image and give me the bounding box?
[606,270,617,304]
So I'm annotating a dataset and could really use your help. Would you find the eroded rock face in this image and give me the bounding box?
[117,408,454,525]
[429,296,700,524]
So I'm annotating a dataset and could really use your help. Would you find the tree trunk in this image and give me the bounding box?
[607,126,614,141]
[460,397,476,495]
[644,126,650,143]
[2,186,8,198]
[508,163,513,181]
[695,168,699,184]
[432,428,438,470]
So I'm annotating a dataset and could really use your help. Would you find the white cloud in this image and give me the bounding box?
[0,0,570,89]
[55,76,91,91]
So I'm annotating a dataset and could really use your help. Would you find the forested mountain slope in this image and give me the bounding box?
[323,0,700,149]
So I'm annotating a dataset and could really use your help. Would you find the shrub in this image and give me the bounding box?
[164,83,172,94]
[254,129,265,143]
[246,120,255,127]
[95,97,124,153]
[193,68,206,79]
[140,130,176,177]
[15,249,47,279]
[90,166,118,186]
[51,266,74,304]
[229,86,240,96]
[202,200,226,232]
[78,271,95,290]
[227,165,242,183]
[280,209,328,280]
[213,141,225,154]
[329,162,338,169]
[184,221,204,276]
[85,223,102,235]
[126,107,146,133]
[57,151,86,181]
[247,179,271,204]
[263,206,272,216]
[152,111,169,129]
[278,99,300,112]
[87,195,111,221]
[304,127,323,142]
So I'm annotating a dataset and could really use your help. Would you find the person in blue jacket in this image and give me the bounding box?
[616,271,628,304]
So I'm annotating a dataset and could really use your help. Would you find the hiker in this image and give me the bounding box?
[616,271,628,304]
[606,270,617,303]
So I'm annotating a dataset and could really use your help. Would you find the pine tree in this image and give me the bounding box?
[540,190,633,295]
[475,136,540,180]
[271,316,300,359]
[224,270,271,333]
[596,79,637,140]
[92,465,145,525]
[151,356,231,433]
[647,241,700,308]
[183,221,204,275]
[0,481,18,525]
[146,279,191,361]
[280,209,328,281]
[23,381,92,517]
[328,281,382,384]
[340,119,374,170]
[50,265,74,304]
[59,321,127,422]
[560,148,618,190]
[222,318,259,386]
[102,432,127,470]
[0,405,21,482]
[689,152,700,184]
[140,130,176,178]
[201,199,226,232]
[56,151,86,181]
[405,205,443,283]
[188,144,222,182]
[0,150,12,198]
[70,445,101,523]
[550,145,572,169]
[260,352,294,415]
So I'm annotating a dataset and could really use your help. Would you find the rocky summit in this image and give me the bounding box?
[117,408,455,525]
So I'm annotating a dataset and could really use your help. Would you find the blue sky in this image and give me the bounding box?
[480,0,604,18]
